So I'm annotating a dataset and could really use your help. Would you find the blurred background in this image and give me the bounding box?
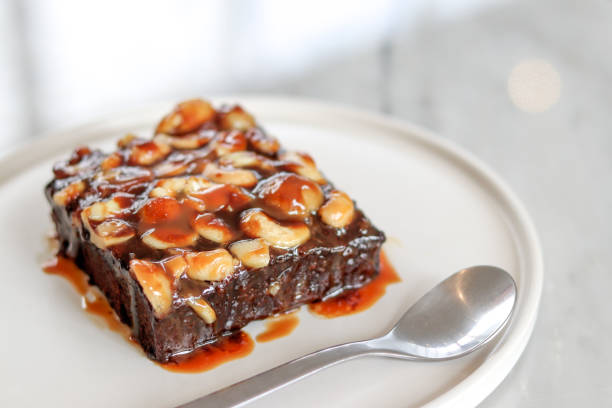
[1,0,611,406]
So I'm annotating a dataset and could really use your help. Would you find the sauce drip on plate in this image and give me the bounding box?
[42,253,254,372]
[309,251,400,318]
[256,312,300,343]
[160,332,254,373]
[42,248,399,373]
[43,255,131,339]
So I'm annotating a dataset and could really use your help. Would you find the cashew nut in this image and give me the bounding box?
[186,298,217,324]
[253,172,323,219]
[184,249,235,281]
[279,151,325,184]
[141,227,198,249]
[149,177,187,198]
[219,106,255,131]
[184,176,215,195]
[117,133,137,148]
[203,162,258,187]
[193,213,234,243]
[162,255,189,279]
[156,99,216,135]
[218,151,274,170]
[89,219,135,248]
[53,180,86,206]
[129,140,172,166]
[138,197,183,224]
[130,259,173,318]
[154,132,211,150]
[318,190,355,228]
[246,129,280,155]
[153,160,189,177]
[212,131,248,156]
[229,238,270,269]
[240,208,310,248]
[101,152,123,171]
[189,183,253,212]
[81,197,123,222]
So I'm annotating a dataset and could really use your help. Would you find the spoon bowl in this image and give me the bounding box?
[374,266,516,360]
[182,265,517,408]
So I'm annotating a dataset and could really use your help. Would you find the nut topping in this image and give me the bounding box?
[138,197,198,249]
[162,255,188,279]
[94,166,154,192]
[192,213,233,243]
[184,176,215,195]
[138,197,183,224]
[218,151,274,171]
[150,177,187,198]
[212,131,248,156]
[141,227,198,250]
[156,99,216,135]
[240,208,310,248]
[218,106,255,131]
[253,172,323,220]
[90,219,135,248]
[101,152,123,171]
[218,151,258,168]
[154,132,211,150]
[80,197,133,248]
[129,140,172,166]
[52,146,95,179]
[52,180,86,206]
[279,151,325,184]
[186,298,217,324]
[117,133,137,148]
[81,197,124,222]
[246,128,279,155]
[153,160,189,177]
[318,190,355,228]
[189,183,253,212]
[229,238,270,269]
[184,249,235,281]
[203,162,258,187]
[48,98,371,311]
[130,259,173,317]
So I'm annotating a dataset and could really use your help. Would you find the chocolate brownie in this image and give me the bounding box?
[45,99,385,362]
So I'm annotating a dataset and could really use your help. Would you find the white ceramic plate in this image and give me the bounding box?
[0,97,543,407]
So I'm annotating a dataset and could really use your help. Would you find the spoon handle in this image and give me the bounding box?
[180,341,372,408]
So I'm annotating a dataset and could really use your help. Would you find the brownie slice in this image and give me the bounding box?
[45,99,385,362]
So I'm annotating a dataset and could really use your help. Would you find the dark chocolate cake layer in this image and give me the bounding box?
[45,99,385,362]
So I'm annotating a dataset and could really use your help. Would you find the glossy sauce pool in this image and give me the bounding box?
[256,312,300,343]
[42,255,131,339]
[160,332,254,373]
[42,250,398,373]
[42,254,255,373]
[309,251,401,318]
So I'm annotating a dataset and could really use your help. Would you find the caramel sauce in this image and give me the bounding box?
[193,183,252,212]
[42,255,131,339]
[160,332,254,373]
[42,254,254,372]
[309,251,400,318]
[40,248,398,373]
[256,312,300,343]
[42,255,90,296]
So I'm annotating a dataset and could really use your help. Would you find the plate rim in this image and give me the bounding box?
[1,95,543,407]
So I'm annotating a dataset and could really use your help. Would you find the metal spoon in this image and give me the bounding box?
[181,265,517,408]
